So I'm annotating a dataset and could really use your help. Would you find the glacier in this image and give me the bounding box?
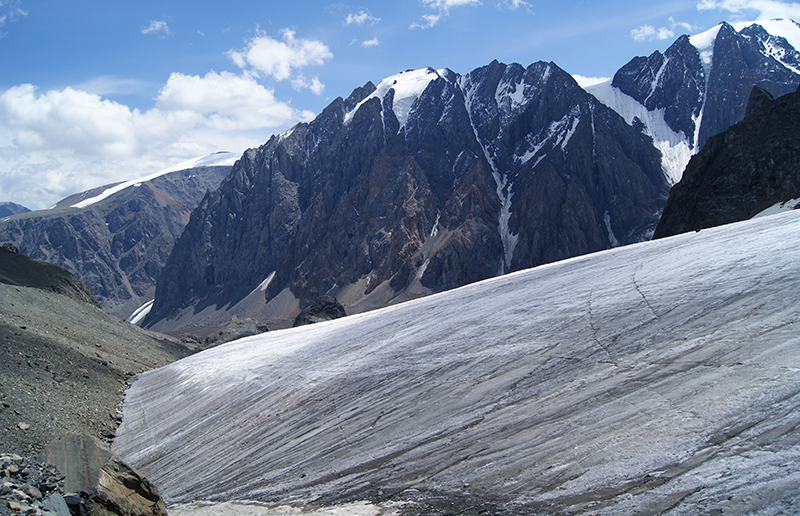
[115,209,800,514]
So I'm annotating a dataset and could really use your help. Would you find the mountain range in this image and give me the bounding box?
[0,153,235,319]
[142,19,800,332]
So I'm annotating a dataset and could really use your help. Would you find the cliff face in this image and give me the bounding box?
[0,165,230,318]
[654,85,800,238]
[146,62,667,330]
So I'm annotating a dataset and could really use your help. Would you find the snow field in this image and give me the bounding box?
[115,210,800,513]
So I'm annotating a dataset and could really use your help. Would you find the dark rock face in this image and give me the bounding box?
[613,22,800,151]
[0,202,30,218]
[293,296,347,327]
[0,166,229,319]
[147,62,667,330]
[654,85,800,238]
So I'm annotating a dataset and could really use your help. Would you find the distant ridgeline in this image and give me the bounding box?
[0,155,234,320]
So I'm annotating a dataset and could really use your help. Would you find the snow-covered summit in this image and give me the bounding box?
[70,151,238,209]
[343,68,443,129]
[585,19,800,185]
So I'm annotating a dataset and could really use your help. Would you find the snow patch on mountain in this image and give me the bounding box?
[343,68,442,129]
[128,300,154,325]
[690,24,721,75]
[585,81,692,184]
[71,152,239,209]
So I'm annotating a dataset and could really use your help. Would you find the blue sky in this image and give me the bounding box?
[2,0,800,208]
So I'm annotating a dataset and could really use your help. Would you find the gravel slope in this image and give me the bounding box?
[0,246,194,456]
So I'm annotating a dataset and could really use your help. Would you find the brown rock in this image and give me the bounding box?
[39,434,167,516]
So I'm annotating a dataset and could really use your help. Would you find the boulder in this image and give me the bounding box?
[293,295,347,327]
[39,434,167,516]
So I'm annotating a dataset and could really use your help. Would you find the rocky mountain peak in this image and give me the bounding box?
[144,60,668,332]
[654,84,800,237]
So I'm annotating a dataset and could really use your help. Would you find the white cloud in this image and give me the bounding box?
[697,0,800,18]
[0,73,315,209]
[228,29,333,82]
[345,11,381,25]
[142,20,171,38]
[669,16,695,33]
[631,16,697,42]
[412,0,480,28]
[410,13,442,29]
[0,0,26,35]
[631,24,674,41]
[422,0,481,13]
[361,37,380,47]
[157,71,309,129]
[291,75,326,95]
[502,0,532,10]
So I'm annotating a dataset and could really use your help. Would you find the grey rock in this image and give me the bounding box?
[38,434,167,516]
[293,296,347,327]
[204,318,269,345]
[42,493,71,516]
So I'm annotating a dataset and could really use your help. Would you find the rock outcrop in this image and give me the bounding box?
[40,434,167,516]
[654,84,800,237]
[293,295,347,327]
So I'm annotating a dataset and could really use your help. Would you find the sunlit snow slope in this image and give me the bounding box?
[115,210,800,514]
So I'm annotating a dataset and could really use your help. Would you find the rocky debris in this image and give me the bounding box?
[202,318,269,346]
[654,84,800,238]
[0,165,230,320]
[292,296,347,327]
[0,254,193,456]
[38,435,167,516]
[0,452,67,516]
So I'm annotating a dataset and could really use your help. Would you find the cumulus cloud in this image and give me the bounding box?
[697,0,800,18]
[0,72,315,208]
[142,20,171,37]
[0,0,27,35]
[228,29,333,86]
[412,0,479,28]
[290,75,325,95]
[631,17,696,42]
[410,13,442,29]
[631,24,674,41]
[361,37,380,47]
[345,10,381,25]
